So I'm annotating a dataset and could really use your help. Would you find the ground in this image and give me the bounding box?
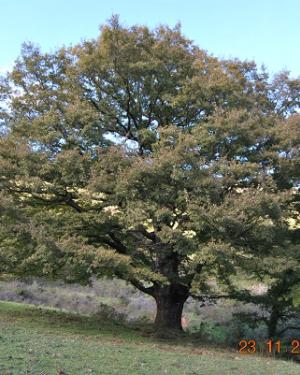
[0,301,299,375]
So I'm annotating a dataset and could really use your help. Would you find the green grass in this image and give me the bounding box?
[0,301,299,375]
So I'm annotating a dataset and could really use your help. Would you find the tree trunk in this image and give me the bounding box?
[268,308,280,338]
[154,286,188,331]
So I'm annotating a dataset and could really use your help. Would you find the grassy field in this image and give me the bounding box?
[0,301,299,375]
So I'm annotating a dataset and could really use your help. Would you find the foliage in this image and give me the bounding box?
[0,16,299,329]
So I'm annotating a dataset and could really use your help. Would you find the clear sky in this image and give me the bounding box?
[1,0,299,77]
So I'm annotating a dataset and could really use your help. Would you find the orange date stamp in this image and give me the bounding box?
[239,339,300,354]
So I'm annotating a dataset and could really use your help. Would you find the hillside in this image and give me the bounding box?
[0,301,299,375]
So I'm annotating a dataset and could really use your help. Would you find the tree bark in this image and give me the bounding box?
[268,308,280,338]
[154,285,188,331]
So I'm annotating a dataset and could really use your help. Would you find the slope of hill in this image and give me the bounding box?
[0,301,299,375]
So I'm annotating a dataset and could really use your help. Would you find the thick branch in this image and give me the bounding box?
[129,279,155,296]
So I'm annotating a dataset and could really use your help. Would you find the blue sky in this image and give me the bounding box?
[1,0,299,77]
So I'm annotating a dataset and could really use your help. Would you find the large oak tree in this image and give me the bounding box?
[0,17,299,330]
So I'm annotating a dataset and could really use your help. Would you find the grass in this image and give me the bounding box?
[0,301,299,375]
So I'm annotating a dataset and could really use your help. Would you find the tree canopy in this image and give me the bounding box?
[0,17,300,330]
